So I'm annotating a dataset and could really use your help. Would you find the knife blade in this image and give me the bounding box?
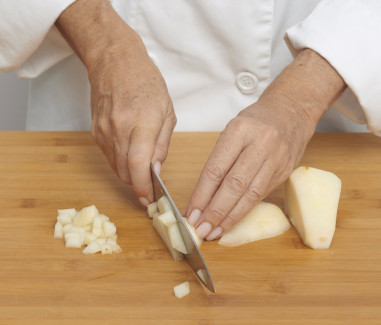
[150,163,216,293]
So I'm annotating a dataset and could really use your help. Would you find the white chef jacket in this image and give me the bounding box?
[0,0,380,134]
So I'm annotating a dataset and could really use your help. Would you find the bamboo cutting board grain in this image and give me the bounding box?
[0,131,380,324]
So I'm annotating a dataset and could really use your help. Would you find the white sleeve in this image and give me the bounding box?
[0,0,77,78]
[285,0,381,136]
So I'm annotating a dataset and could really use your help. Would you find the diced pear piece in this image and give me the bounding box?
[92,215,104,237]
[106,238,122,253]
[57,214,72,226]
[219,202,291,247]
[54,222,63,238]
[58,208,77,218]
[153,210,184,260]
[101,243,113,255]
[197,269,207,283]
[73,205,99,227]
[70,225,92,233]
[147,202,159,218]
[168,222,188,254]
[83,232,98,245]
[64,232,81,241]
[96,238,106,246]
[54,205,121,255]
[62,224,74,235]
[285,166,341,249]
[103,221,117,237]
[97,214,110,223]
[183,217,203,247]
[174,281,190,299]
[157,196,173,214]
[65,233,82,248]
[82,240,101,254]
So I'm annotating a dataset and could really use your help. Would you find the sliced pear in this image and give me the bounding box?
[157,196,173,214]
[152,210,184,260]
[183,218,203,247]
[219,202,291,247]
[285,166,341,249]
[168,222,188,254]
[147,202,159,218]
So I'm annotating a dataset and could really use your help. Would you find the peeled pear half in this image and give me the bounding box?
[285,166,341,249]
[219,202,291,247]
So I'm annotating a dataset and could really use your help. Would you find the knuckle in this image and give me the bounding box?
[226,117,247,135]
[221,214,239,230]
[225,174,248,193]
[120,175,131,185]
[207,207,226,224]
[245,184,262,202]
[155,142,169,160]
[203,163,225,184]
[128,152,146,167]
[168,111,177,127]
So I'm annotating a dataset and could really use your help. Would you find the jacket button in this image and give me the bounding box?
[236,72,258,94]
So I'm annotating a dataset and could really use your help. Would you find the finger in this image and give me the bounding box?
[152,107,176,171]
[215,161,274,238]
[128,123,161,205]
[185,130,245,224]
[194,147,267,239]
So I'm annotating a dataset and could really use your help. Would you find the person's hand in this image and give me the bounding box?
[185,49,346,240]
[56,0,176,205]
[87,32,176,206]
[185,96,312,240]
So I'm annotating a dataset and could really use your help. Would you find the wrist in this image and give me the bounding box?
[56,0,143,70]
[259,49,346,130]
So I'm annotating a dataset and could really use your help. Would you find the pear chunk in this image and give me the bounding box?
[157,196,173,214]
[174,281,190,299]
[153,210,184,260]
[219,202,290,247]
[285,166,341,249]
[147,202,159,218]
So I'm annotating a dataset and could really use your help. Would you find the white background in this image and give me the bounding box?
[0,72,28,130]
[0,71,370,132]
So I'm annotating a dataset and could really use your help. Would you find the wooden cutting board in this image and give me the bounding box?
[0,131,380,324]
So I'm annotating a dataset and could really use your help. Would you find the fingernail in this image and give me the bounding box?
[154,161,162,175]
[188,209,202,226]
[196,222,213,238]
[138,197,150,207]
[206,227,223,241]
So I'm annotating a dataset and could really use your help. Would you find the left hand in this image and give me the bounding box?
[185,95,314,240]
[185,49,346,240]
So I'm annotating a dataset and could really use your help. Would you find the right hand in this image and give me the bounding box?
[88,32,176,206]
[56,0,177,206]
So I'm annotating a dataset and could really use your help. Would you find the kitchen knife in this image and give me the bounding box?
[150,163,216,293]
